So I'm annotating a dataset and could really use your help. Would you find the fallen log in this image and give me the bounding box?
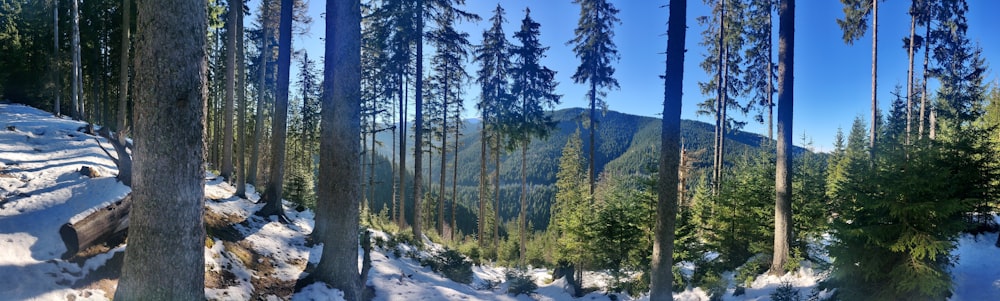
[60,194,131,259]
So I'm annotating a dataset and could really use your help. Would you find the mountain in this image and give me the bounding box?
[365,107,805,233]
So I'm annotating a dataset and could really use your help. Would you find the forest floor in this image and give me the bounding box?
[1,102,999,300]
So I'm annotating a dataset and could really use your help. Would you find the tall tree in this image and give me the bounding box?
[412,0,426,242]
[904,0,917,144]
[474,3,511,248]
[569,0,620,196]
[222,0,237,180]
[744,0,775,140]
[71,0,80,119]
[235,0,248,198]
[312,0,362,299]
[256,0,293,220]
[509,7,560,267]
[249,0,272,186]
[650,0,686,297]
[114,0,207,298]
[53,0,60,116]
[113,0,133,187]
[838,0,878,157]
[771,0,795,275]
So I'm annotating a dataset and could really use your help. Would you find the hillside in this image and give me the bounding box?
[367,108,806,230]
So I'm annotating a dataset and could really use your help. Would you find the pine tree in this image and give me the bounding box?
[222,0,238,180]
[115,0,207,298]
[508,7,560,267]
[549,129,590,292]
[256,0,294,221]
[569,0,620,196]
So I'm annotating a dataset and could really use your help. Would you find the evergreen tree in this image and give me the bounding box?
[549,129,590,291]
[743,0,775,140]
[256,0,294,221]
[509,7,560,267]
[569,0,620,196]
[474,3,512,249]
[838,0,879,157]
[771,0,795,274]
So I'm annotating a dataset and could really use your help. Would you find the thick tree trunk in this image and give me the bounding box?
[115,0,207,297]
[222,0,237,181]
[312,0,362,299]
[770,0,795,275]
[413,0,425,242]
[257,0,293,221]
[650,0,685,296]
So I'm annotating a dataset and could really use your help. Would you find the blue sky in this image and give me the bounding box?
[279,0,1000,152]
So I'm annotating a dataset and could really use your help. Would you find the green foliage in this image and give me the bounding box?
[549,130,591,267]
[505,269,537,296]
[422,248,473,284]
[771,281,802,301]
[591,173,652,287]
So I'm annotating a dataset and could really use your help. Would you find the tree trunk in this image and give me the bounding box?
[413,0,425,242]
[236,2,247,198]
[257,0,293,221]
[905,5,916,145]
[115,0,207,297]
[398,74,408,229]
[117,0,130,136]
[451,124,459,239]
[869,0,877,159]
[519,145,528,267]
[650,0,685,296]
[53,0,60,116]
[71,0,80,120]
[222,0,237,181]
[479,123,486,247]
[250,0,271,187]
[767,3,774,142]
[770,0,795,275]
[712,0,725,195]
[919,8,929,139]
[439,74,448,238]
[60,194,131,259]
[312,0,362,299]
[493,133,500,249]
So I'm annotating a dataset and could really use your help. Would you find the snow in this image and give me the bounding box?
[2,102,1000,301]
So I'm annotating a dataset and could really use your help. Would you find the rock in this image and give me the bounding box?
[79,166,101,178]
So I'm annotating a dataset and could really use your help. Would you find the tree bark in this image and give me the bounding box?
[770,0,794,275]
[589,80,597,196]
[479,123,486,247]
[117,0,130,133]
[115,0,207,297]
[312,0,362,299]
[905,4,916,145]
[257,0,293,221]
[236,1,248,198]
[222,0,237,181]
[439,72,448,238]
[451,123,459,239]
[650,0,685,297]
[397,74,408,229]
[918,5,929,139]
[71,0,80,120]
[53,0,60,116]
[519,144,527,267]
[413,0,425,242]
[869,0,877,159]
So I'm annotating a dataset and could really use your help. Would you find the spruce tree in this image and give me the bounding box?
[568,0,620,196]
[549,129,590,291]
[509,7,560,267]
[474,3,511,249]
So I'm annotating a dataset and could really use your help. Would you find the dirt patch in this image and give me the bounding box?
[71,248,124,298]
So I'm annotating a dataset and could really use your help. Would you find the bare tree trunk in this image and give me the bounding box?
[222,0,237,180]
[312,0,362,298]
[115,0,207,297]
[767,3,773,141]
[236,0,247,198]
[905,4,916,145]
[117,0,129,134]
[439,75,448,238]
[71,0,80,120]
[250,0,271,187]
[919,8,929,139]
[398,75,408,229]
[392,99,398,225]
[493,134,500,249]
[770,0,795,275]
[53,0,61,116]
[479,123,486,247]
[589,80,596,196]
[451,122,459,239]
[650,0,685,296]
[257,0,293,221]
[519,145,527,267]
[869,0,878,159]
[712,0,725,195]
[413,0,425,242]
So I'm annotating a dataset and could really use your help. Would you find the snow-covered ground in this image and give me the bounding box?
[2,102,999,300]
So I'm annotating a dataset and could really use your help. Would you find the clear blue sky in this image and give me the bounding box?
[280,0,1000,153]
